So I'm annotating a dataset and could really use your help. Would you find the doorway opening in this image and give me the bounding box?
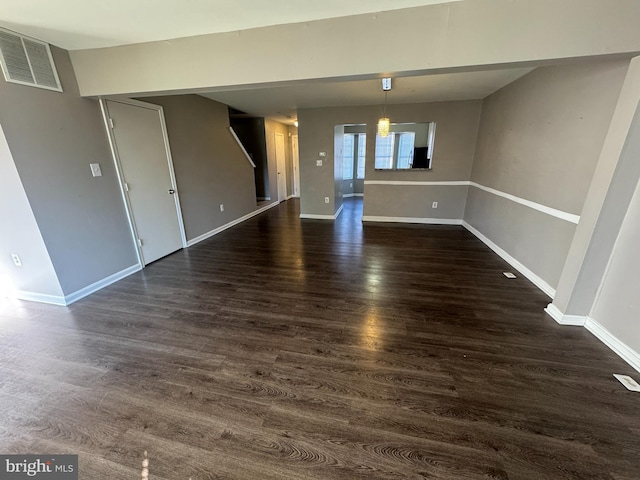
[342,125,367,199]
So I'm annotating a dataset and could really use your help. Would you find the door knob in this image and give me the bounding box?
[168,189,175,194]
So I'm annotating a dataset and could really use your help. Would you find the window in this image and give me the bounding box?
[374,134,395,169]
[396,132,415,169]
[342,134,354,180]
[356,134,366,179]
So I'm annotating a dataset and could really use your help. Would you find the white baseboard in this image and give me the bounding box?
[462,221,556,298]
[585,317,640,374]
[544,303,586,326]
[300,213,335,219]
[362,216,463,225]
[286,194,296,200]
[15,263,141,306]
[343,193,364,198]
[300,203,344,220]
[15,291,66,306]
[188,202,279,247]
[64,264,141,305]
[544,305,640,373]
[257,196,271,201]
[544,303,563,323]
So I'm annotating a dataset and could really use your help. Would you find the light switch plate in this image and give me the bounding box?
[90,163,102,177]
[319,152,327,157]
[316,159,323,166]
[613,374,640,391]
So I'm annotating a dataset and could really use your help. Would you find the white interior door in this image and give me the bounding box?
[275,132,287,202]
[104,99,186,265]
[292,134,300,197]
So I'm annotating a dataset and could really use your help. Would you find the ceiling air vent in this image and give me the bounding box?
[0,27,62,92]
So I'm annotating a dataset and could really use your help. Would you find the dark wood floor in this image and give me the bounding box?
[1,198,639,479]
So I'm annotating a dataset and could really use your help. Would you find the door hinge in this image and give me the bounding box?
[123,182,129,192]
[109,118,115,129]
[137,238,143,247]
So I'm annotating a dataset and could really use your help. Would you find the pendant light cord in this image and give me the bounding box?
[383,91,388,118]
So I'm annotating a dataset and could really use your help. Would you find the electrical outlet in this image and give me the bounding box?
[350,182,353,187]
[220,204,224,212]
[503,272,517,279]
[11,253,22,267]
[432,201,438,208]
[324,197,330,204]
[316,159,323,166]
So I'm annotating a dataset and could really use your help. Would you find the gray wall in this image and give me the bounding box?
[552,56,640,317]
[590,174,640,355]
[0,46,137,295]
[0,125,63,298]
[564,105,640,314]
[298,101,482,218]
[143,95,258,240]
[465,59,630,291]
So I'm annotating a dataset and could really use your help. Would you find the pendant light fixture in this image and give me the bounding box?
[377,77,392,137]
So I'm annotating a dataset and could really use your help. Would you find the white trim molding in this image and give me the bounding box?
[585,317,640,374]
[300,203,344,220]
[362,216,462,225]
[64,264,141,305]
[544,303,586,326]
[188,201,280,247]
[365,180,469,186]
[545,306,640,374]
[469,182,580,224]
[463,221,556,298]
[229,127,256,168]
[299,213,336,220]
[15,291,66,306]
[15,264,141,306]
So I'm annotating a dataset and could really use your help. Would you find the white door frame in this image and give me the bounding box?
[292,134,300,198]
[274,131,287,202]
[99,98,188,267]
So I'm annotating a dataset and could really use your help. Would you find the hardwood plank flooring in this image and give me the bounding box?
[1,198,639,479]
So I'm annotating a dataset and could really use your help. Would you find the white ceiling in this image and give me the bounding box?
[0,0,461,50]
[199,68,534,124]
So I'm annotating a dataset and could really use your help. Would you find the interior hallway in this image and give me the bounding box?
[0,197,638,479]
